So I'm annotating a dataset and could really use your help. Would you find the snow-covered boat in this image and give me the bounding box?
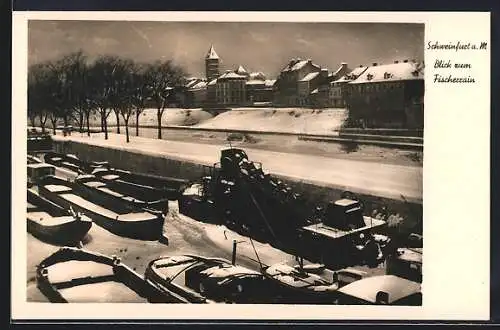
[36,247,176,303]
[144,255,275,304]
[92,168,188,201]
[37,175,165,240]
[335,274,422,305]
[75,174,169,214]
[43,152,109,174]
[263,262,340,304]
[27,188,92,246]
[27,154,43,164]
[178,178,217,224]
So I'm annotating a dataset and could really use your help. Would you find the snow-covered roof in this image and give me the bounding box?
[265,79,276,87]
[333,66,368,83]
[338,275,421,303]
[249,72,266,80]
[189,81,207,90]
[185,79,202,89]
[332,63,349,77]
[350,62,424,84]
[246,79,266,86]
[207,78,218,86]
[282,59,321,73]
[299,71,320,82]
[206,45,219,60]
[235,65,248,75]
[218,71,247,80]
[310,88,319,94]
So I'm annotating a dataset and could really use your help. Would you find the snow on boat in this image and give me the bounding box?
[27,163,56,188]
[27,155,43,164]
[36,247,176,303]
[145,255,276,304]
[75,174,169,214]
[43,152,109,174]
[27,188,92,246]
[178,178,217,224]
[92,168,188,201]
[37,175,165,240]
[263,262,340,304]
[335,275,422,305]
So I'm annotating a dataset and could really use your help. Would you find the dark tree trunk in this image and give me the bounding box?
[50,117,57,135]
[104,117,108,140]
[63,115,68,127]
[41,114,48,133]
[100,115,104,132]
[79,111,84,133]
[135,111,140,136]
[157,109,163,140]
[86,112,91,137]
[124,118,130,143]
[115,110,121,134]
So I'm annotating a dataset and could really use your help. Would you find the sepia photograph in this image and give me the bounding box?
[12,11,490,321]
[25,20,424,306]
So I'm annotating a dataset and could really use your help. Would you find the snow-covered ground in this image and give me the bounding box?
[195,108,348,135]
[94,108,214,127]
[33,107,348,136]
[52,133,423,203]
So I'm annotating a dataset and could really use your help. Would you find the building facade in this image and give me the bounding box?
[215,70,247,106]
[344,60,425,129]
[328,65,368,108]
[273,58,324,106]
[310,63,351,108]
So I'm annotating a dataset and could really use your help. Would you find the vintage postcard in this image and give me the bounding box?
[12,11,490,321]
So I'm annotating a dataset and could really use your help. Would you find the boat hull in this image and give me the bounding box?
[38,177,165,241]
[94,169,187,201]
[27,217,92,246]
[36,247,177,303]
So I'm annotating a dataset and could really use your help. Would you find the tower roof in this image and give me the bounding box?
[206,45,219,60]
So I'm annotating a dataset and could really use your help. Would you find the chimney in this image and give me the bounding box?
[372,62,378,66]
[394,60,399,64]
[359,64,363,67]
[307,59,312,63]
[320,68,328,78]
[403,59,408,63]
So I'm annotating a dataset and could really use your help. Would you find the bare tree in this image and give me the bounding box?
[131,63,148,137]
[144,60,186,139]
[28,63,51,132]
[88,55,121,140]
[109,58,136,143]
[43,60,71,135]
[61,51,89,133]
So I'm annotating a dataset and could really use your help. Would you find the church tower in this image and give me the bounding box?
[205,44,220,82]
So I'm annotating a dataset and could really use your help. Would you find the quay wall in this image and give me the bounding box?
[53,140,422,236]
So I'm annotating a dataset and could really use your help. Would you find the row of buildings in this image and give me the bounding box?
[171,45,424,129]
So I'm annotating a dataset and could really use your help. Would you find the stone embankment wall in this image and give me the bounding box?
[53,140,422,237]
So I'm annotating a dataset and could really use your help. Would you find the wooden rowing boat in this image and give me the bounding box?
[75,174,169,214]
[36,247,177,303]
[27,188,92,246]
[92,168,188,201]
[37,175,165,240]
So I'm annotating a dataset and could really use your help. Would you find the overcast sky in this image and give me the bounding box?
[28,21,424,78]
